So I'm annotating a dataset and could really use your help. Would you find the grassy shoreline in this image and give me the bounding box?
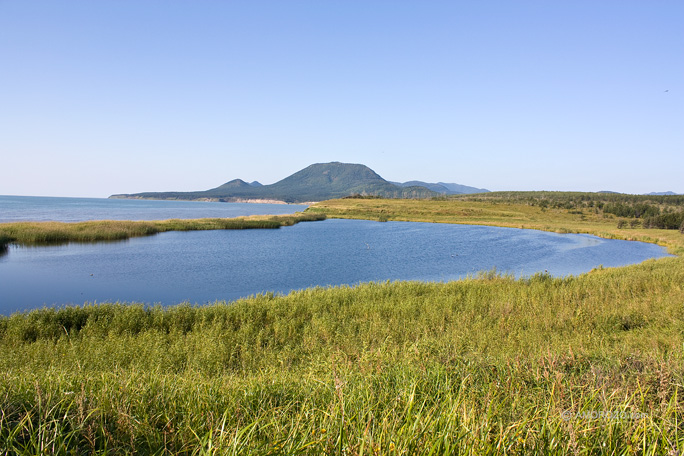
[0,212,326,250]
[308,197,684,256]
[2,196,683,454]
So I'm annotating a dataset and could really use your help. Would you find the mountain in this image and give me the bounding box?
[391,181,489,195]
[437,182,490,194]
[111,162,441,203]
[646,191,680,196]
[213,179,254,190]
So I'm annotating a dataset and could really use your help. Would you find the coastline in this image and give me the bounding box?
[109,195,302,205]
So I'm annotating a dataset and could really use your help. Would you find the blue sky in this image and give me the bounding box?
[1,1,682,197]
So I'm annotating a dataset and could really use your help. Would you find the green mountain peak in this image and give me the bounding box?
[110,162,484,203]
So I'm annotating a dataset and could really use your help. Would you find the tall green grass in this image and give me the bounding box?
[2,257,683,454]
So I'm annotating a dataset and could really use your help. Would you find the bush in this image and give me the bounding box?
[643,211,684,230]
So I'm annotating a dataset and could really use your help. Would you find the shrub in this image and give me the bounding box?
[643,211,684,230]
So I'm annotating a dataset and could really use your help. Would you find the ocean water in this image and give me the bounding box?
[0,195,307,222]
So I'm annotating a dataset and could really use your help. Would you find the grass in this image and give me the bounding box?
[1,265,683,454]
[0,212,326,249]
[1,195,683,454]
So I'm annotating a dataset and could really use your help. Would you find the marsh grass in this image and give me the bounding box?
[0,213,326,249]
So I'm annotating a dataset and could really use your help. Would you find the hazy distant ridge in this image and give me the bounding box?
[646,191,680,196]
[111,162,486,203]
[391,181,489,195]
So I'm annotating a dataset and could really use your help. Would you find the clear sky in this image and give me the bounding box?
[1,1,682,198]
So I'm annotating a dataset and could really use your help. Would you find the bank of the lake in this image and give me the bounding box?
[1,258,683,454]
[308,197,684,256]
[1,196,683,454]
[0,212,326,250]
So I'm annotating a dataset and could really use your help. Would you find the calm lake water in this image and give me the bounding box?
[0,211,672,314]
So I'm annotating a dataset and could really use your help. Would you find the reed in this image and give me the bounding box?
[0,212,326,249]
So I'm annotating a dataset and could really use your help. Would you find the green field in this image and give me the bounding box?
[1,195,683,454]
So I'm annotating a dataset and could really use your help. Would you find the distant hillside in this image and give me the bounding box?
[391,181,489,195]
[646,191,680,196]
[111,162,440,203]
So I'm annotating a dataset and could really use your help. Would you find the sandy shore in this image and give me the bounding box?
[110,196,312,205]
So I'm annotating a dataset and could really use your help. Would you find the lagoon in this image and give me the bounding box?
[0,217,671,315]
